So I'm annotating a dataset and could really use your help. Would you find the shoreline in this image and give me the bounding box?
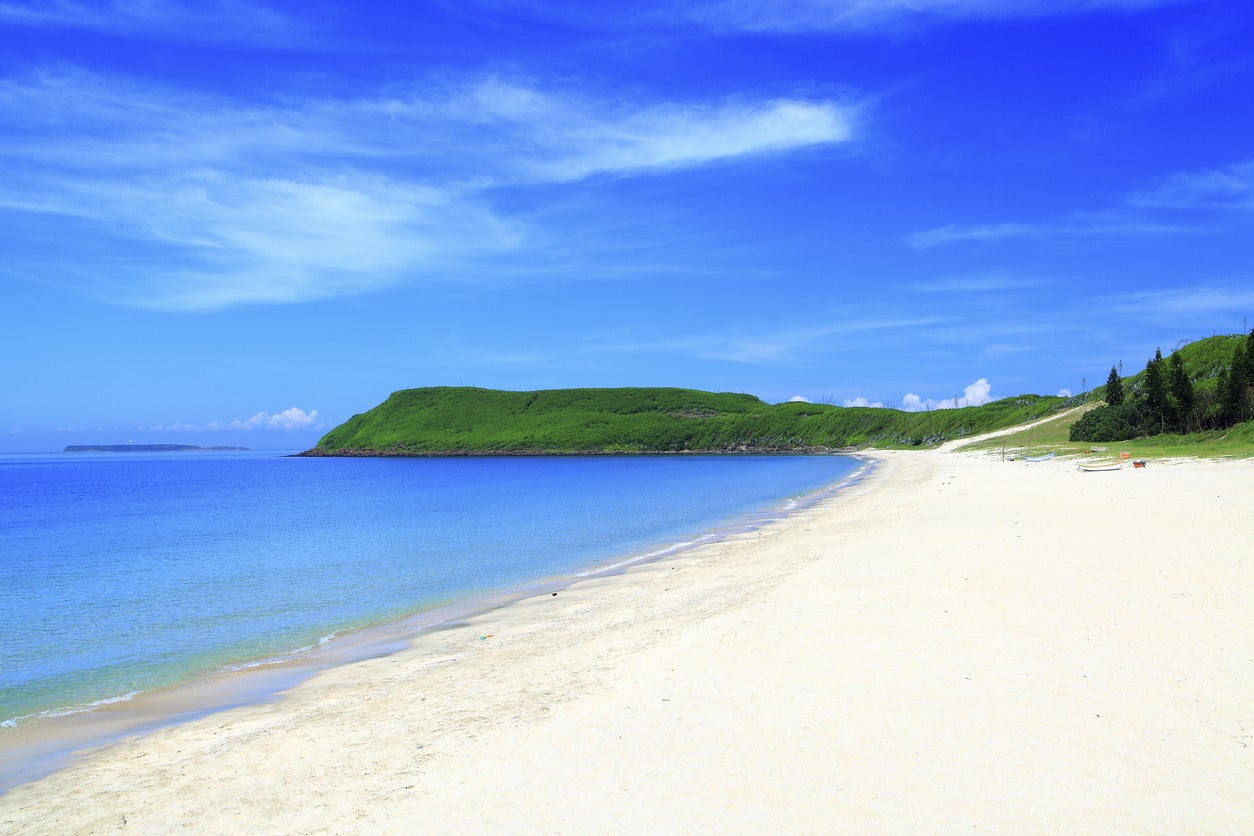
[293,446,853,457]
[3,446,1251,831]
[0,457,872,794]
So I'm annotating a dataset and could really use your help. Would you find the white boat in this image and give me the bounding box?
[1025,452,1055,462]
[1077,462,1122,472]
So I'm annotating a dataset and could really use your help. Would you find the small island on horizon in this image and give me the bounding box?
[64,444,251,453]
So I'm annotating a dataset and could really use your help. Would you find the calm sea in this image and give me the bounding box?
[0,451,864,787]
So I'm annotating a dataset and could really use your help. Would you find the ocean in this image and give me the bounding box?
[0,450,864,788]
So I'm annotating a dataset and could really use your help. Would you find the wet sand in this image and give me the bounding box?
[2,445,1251,833]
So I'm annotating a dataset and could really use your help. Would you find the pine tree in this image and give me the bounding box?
[1168,350,1194,432]
[1144,348,1168,433]
[1237,329,1254,422]
[1222,341,1247,426]
[1105,365,1124,406]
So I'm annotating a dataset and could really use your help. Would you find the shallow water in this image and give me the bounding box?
[1,451,862,744]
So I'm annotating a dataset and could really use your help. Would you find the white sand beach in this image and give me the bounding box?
[3,444,1252,833]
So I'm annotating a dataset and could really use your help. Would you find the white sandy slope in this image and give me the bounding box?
[2,446,1252,833]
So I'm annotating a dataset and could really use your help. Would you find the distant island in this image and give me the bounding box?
[64,444,251,453]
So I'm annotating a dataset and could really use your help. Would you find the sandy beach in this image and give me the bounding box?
[2,443,1252,833]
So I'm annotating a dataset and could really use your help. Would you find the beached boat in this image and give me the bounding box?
[1078,462,1122,472]
[1025,452,1055,462]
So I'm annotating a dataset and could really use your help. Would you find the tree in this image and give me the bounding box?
[1105,365,1124,406]
[1243,327,1254,422]
[1215,368,1233,427]
[1168,350,1194,432]
[1233,330,1254,426]
[1069,400,1152,443]
[1223,337,1249,426]
[1144,348,1168,433]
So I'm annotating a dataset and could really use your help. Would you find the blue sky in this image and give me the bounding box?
[3,0,1252,452]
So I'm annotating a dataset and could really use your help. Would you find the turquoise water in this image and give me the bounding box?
[1,452,862,736]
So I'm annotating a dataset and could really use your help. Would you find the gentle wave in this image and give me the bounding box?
[1,690,144,729]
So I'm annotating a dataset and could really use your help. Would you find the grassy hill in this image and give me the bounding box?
[1089,334,1243,401]
[304,386,1075,456]
[303,330,1254,458]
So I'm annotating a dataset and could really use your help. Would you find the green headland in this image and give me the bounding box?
[303,331,1254,458]
[301,386,1074,456]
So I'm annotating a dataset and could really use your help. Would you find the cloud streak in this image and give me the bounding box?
[0,0,306,44]
[684,0,1185,33]
[0,70,857,311]
[903,158,1249,250]
[640,314,943,365]
[905,222,1038,248]
[1127,160,1254,211]
[1106,284,1254,319]
[523,95,855,181]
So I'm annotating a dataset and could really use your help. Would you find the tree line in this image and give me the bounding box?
[1070,328,1254,443]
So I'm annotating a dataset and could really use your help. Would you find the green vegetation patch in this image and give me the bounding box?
[1072,331,1254,443]
[306,386,1075,456]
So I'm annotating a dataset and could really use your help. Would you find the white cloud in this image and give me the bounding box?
[900,378,993,411]
[963,377,993,406]
[687,0,1181,33]
[1107,283,1254,318]
[905,273,1036,293]
[901,393,928,412]
[648,314,944,366]
[906,214,1193,249]
[152,407,323,432]
[1127,160,1254,211]
[788,395,811,402]
[1057,388,1073,397]
[0,70,858,311]
[905,222,1036,248]
[0,0,304,45]
[531,96,856,181]
[842,396,884,408]
[235,407,322,431]
[906,158,1249,251]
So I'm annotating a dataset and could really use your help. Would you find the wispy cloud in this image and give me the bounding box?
[906,223,1036,248]
[903,158,1240,250]
[1127,160,1254,211]
[905,215,1193,248]
[904,273,1038,293]
[523,95,855,181]
[606,313,945,367]
[1106,283,1254,319]
[0,0,307,44]
[684,0,1185,34]
[0,69,858,311]
[410,78,856,182]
